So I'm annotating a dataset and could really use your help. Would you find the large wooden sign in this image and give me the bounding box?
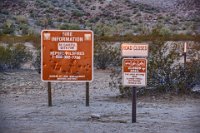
[41,30,93,82]
[122,58,147,86]
[121,43,148,57]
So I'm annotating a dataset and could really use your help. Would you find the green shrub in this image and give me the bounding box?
[94,42,121,70]
[147,40,180,92]
[0,45,12,70]
[59,24,80,30]
[72,10,84,17]
[1,20,15,35]
[19,24,29,35]
[0,44,32,71]
[109,40,200,96]
[15,15,28,24]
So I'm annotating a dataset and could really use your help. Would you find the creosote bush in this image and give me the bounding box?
[94,42,121,70]
[109,41,200,96]
[0,44,32,71]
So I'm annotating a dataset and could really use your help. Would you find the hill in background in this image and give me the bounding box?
[0,0,199,36]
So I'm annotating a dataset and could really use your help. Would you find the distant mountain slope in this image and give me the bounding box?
[130,0,200,11]
[0,0,199,35]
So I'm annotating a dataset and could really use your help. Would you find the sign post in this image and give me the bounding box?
[184,42,187,68]
[183,42,187,90]
[132,87,136,123]
[41,30,93,106]
[86,82,89,106]
[121,43,148,123]
[47,82,52,106]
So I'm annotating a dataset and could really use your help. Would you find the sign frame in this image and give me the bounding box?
[121,43,149,57]
[122,58,147,87]
[41,30,94,82]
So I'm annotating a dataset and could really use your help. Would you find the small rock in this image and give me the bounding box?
[91,113,101,119]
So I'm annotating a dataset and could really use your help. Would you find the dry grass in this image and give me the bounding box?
[0,35,40,48]
[96,34,200,42]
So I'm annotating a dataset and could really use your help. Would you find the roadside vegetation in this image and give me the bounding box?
[0,18,199,96]
[0,44,32,71]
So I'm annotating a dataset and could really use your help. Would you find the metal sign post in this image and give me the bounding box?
[48,82,52,106]
[122,58,147,123]
[132,87,136,123]
[86,82,89,106]
[121,43,148,123]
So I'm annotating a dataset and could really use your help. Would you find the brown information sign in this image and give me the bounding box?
[123,58,147,86]
[41,30,93,82]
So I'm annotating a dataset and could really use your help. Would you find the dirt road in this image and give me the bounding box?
[0,70,200,133]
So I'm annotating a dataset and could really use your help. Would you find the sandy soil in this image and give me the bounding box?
[0,70,200,133]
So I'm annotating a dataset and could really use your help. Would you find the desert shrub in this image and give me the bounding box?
[89,17,100,23]
[0,44,32,71]
[94,42,121,70]
[91,6,96,10]
[29,10,38,18]
[151,25,172,36]
[149,41,200,94]
[94,23,115,36]
[109,41,200,96]
[59,24,80,30]
[0,45,12,70]
[36,17,53,28]
[72,10,84,17]
[147,40,180,92]
[1,20,15,35]
[15,15,28,24]
[171,62,200,94]
[0,9,9,15]
[19,24,29,35]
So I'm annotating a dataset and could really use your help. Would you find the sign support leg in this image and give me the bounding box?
[132,87,136,123]
[184,52,186,68]
[183,52,187,91]
[86,82,89,107]
[48,82,52,107]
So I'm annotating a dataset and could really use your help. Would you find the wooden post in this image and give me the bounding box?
[184,53,186,68]
[86,82,89,107]
[48,82,52,106]
[184,42,187,90]
[183,42,187,68]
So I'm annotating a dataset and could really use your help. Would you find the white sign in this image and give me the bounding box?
[122,58,147,86]
[121,43,149,57]
[58,42,77,51]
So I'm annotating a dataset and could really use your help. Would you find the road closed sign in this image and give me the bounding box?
[121,43,148,57]
[122,58,147,86]
[41,30,93,82]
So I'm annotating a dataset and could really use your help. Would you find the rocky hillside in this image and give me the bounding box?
[0,0,199,36]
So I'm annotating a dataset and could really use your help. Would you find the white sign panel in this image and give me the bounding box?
[122,58,147,86]
[121,43,149,57]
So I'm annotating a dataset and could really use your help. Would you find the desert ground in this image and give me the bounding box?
[0,69,200,133]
